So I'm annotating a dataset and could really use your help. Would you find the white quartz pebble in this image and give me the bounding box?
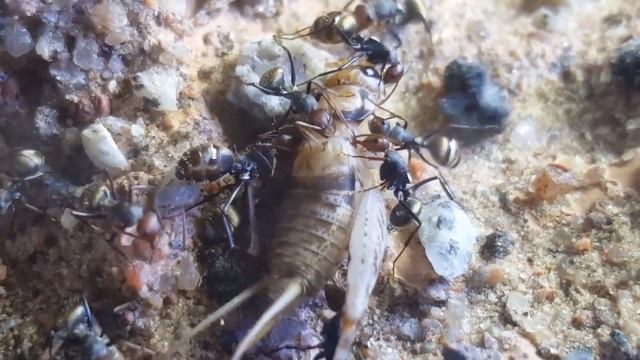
[81,123,129,175]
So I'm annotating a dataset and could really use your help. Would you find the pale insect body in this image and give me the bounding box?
[177,123,388,360]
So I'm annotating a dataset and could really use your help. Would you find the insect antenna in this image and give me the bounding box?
[231,281,304,360]
[177,278,270,345]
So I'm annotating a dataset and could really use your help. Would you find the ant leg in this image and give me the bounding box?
[245,82,284,97]
[274,105,293,129]
[391,200,422,276]
[275,26,313,40]
[298,55,364,86]
[246,180,260,257]
[408,175,455,201]
[81,297,94,328]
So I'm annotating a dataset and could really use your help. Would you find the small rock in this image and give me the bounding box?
[421,318,443,340]
[470,264,505,288]
[439,59,510,133]
[394,316,423,341]
[176,254,200,291]
[610,329,637,359]
[2,21,34,57]
[506,291,531,321]
[421,278,449,303]
[33,105,61,140]
[90,1,129,34]
[134,66,184,111]
[565,348,594,360]
[510,118,546,152]
[481,231,515,260]
[49,56,87,93]
[531,164,579,201]
[604,245,630,266]
[419,195,478,281]
[35,29,65,61]
[81,123,129,175]
[584,211,611,229]
[571,310,594,329]
[73,37,104,71]
[60,208,79,230]
[0,261,6,282]
[442,343,487,360]
[612,37,640,90]
[568,237,591,254]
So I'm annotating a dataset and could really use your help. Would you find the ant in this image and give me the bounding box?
[175,143,263,255]
[356,148,456,274]
[353,111,461,168]
[45,297,125,360]
[0,148,56,219]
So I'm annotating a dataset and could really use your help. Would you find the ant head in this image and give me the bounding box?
[389,197,422,228]
[290,92,318,114]
[383,63,405,84]
[368,116,391,135]
[307,108,335,136]
[379,150,410,192]
[353,4,374,31]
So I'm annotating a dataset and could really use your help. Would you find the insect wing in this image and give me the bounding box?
[333,189,387,360]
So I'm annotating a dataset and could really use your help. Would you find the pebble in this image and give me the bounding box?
[470,264,505,288]
[35,29,65,61]
[612,36,640,90]
[134,66,184,111]
[81,123,129,175]
[422,278,450,303]
[2,20,34,57]
[506,291,531,321]
[89,1,129,33]
[439,59,511,131]
[60,208,79,230]
[442,343,486,360]
[418,195,478,281]
[49,56,88,93]
[0,261,6,282]
[610,329,636,359]
[531,164,579,201]
[176,254,200,291]
[568,237,591,254]
[481,231,515,260]
[571,310,594,329]
[33,105,61,139]
[73,37,104,71]
[510,118,546,152]
[394,316,423,341]
[565,347,594,360]
[421,318,443,340]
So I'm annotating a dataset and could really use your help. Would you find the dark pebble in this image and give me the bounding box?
[439,59,511,141]
[610,329,637,360]
[612,38,640,90]
[481,231,515,260]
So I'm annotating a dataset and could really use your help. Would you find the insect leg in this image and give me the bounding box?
[231,281,304,360]
[177,278,270,345]
[246,180,260,257]
[391,199,422,276]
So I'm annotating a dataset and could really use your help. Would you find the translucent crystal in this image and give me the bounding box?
[2,21,34,57]
[35,29,65,61]
[72,37,104,71]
